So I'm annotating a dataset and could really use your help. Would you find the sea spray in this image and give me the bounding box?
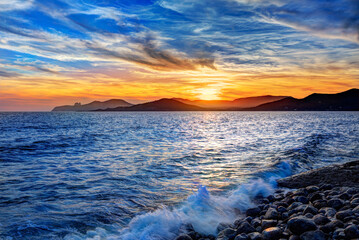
[64,161,294,240]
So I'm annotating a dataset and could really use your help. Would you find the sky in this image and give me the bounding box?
[0,0,358,111]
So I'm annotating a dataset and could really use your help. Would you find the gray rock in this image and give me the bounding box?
[262,227,281,240]
[319,220,344,233]
[289,236,300,240]
[246,207,261,217]
[327,198,344,210]
[295,196,309,204]
[312,200,327,209]
[288,202,303,210]
[287,217,317,235]
[303,205,318,215]
[335,209,353,221]
[313,214,330,225]
[350,198,359,207]
[175,234,193,240]
[217,228,237,240]
[264,208,278,219]
[251,219,261,228]
[244,217,253,224]
[234,233,249,240]
[277,206,287,213]
[344,224,359,239]
[319,207,336,218]
[261,220,277,230]
[248,232,262,240]
[299,230,326,240]
[217,223,232,233]
[237,222,256,234]
[306,185,319,193]
[338,192,350,200]
[276,161,359,189]
[309,192,323,202]
[304,213,313,219]
[333,228,346,239]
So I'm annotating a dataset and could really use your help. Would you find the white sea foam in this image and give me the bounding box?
[65,161,292,240]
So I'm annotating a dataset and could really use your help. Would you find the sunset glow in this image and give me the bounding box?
[0,0,358,111]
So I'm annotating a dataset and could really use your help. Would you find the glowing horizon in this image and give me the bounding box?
[0,0,358,111]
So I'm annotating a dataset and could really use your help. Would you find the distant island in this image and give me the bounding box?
[52,99,133,111]
[52,88,359,111]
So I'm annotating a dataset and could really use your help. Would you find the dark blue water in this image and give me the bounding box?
[0,112,358,239]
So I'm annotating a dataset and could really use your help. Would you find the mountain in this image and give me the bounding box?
[102,98,204,111]
[173,95,288,109]
[52,99,133,111]
[248,89,359,111]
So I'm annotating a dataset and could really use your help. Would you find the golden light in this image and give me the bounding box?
[195,87,221,100]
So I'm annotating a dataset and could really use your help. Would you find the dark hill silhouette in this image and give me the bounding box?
[103,98,205,111]
[52,89,359,112]
[52,99,133,111]
[248,88,359,111]
[173,95,288,109]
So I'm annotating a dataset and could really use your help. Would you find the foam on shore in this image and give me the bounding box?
[65,161,292,240]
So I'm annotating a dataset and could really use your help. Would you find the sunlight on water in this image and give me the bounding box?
[0,112,358,239]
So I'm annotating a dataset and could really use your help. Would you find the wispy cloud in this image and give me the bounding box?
[0,70,21,78]
[0,0,358,110]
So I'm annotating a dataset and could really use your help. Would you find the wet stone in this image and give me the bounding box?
[251,219,261,228]
[306,185,319,193]
[261,220,277,230]
[319,220,344,233]
[309,192,323,202]
[344,224,359,239]
[313,200,327,209]
[303,205,318,215]
[319,207,336,218]
[217,223,232,233]
[320,184,333,191]
[237,222,256,234]
[294,196,309,204]
[244,217,253,224]
[350,198,359,207]
[247,232,262,240]
[327,198,344,210]
[277,206,286,213]
[264,208,278,219]
[234,233,249,240]
[338,193,350,200]
[333,228,345,240]
[175,234,193,240]
[262,227,281,240]
[299,230,326,240]
[313,214,330,225]
[335,209,353,221]
[287,217,317,235]
[246,207,261,217]
[217,228,237,240]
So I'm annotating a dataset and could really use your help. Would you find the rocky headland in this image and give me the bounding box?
[175,161,359,240]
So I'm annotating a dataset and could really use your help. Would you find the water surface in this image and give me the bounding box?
[0,112,358,239]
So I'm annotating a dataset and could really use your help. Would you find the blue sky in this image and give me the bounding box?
[0,0,358,110]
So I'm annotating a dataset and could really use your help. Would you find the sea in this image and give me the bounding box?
[0,112,358,240]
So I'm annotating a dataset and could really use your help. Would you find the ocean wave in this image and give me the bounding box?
[65,161,292,240]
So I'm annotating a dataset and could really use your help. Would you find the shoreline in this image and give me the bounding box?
[175,160,359,240]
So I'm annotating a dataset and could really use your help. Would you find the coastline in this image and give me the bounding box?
[175,161,359,240]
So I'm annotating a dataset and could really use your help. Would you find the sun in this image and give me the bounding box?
[195,88,221,100]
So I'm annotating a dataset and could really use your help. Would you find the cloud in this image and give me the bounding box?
[0,70,21,78]
[256,0,359,43]
[86,42,216,71]
[0,0,33,12]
